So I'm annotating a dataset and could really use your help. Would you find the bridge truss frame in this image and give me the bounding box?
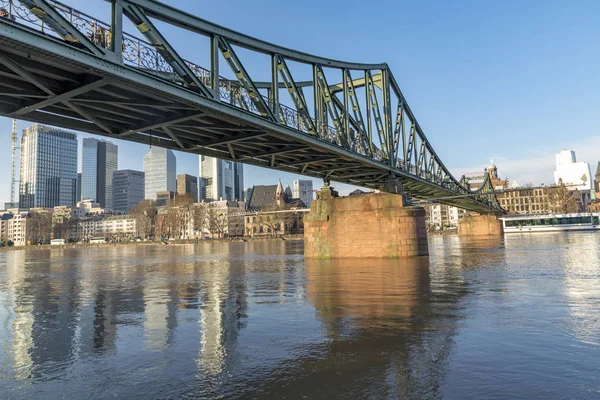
[0,0,503,214]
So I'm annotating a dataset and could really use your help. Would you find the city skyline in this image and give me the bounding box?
[2,122,599,209]
[0,0,599,205]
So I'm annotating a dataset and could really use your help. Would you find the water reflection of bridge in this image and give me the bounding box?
[1,243,469,398]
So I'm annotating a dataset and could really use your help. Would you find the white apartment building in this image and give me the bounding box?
[75,215,139,241]
[425,203,466,230]
[554,149,594,205]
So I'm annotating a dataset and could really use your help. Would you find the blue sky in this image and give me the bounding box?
[1,0,600,206]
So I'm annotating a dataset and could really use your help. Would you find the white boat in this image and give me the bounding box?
[500,213,600,233]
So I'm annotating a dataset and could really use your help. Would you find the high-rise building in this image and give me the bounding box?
[293,179,313,208]
[176,174,198,202]
[19,124,77,209]
[81,138,98,201]
[81,138,118,209]
[97,141,118,209]
[76,172,82,202]
[144,147,176,200]
[112,170,145,214]
[234,162,244,201]
[199,155,243,201]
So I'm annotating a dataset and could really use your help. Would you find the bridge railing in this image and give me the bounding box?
[0,0,380,160]
[0,0,501,211]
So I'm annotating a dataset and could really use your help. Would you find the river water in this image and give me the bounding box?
[0,233,599,399]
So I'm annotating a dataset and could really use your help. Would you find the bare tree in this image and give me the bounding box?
[263,203,287,236]
[171,194,194,238]
[192,203,209,237]
[547,185,579,214]
[130,200,156,239]
[29,211,52,244]
[208,206,228,238]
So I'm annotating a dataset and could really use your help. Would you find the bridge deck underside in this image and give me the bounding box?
[0,26,498,214]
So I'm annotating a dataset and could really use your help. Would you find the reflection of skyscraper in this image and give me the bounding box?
[199,156,243,201]
[198,257,248,377]
[144,147,176,200]
[5,251,33,380]
[143,274,178,350]
[19,124,77,208]
[563,236,600,345]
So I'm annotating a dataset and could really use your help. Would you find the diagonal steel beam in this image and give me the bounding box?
[0,51,113,133]
[275,55,317,135]
[162,126,186,149]
[119,112,204,137]
[11,79,106,117]
[195,131,269,147]
[239,146,305,160]
[216,36,276,121]
[119,0,213,98]
[18,0,105,56]
[315,65,348,148]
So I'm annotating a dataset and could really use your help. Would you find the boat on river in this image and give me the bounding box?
[500,213,600,233]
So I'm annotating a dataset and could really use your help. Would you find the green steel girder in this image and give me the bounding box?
[119,1,213,97]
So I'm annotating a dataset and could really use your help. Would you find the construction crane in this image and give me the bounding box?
[10,119,18,206]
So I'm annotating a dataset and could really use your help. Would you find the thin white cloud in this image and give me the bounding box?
[452,135,600,187]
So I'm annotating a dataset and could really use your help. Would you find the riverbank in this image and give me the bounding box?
[0,235,304,252]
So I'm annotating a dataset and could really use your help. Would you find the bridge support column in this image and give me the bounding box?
[304,187,428,259]
[458,213,504,236]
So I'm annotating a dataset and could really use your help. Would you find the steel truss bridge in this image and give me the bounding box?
[0,0,503,214]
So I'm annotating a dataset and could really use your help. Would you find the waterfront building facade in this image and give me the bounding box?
[144,147,176,200]
[496,185,584,214]
[112,170,145,214]
[176,174,198,202]
[19,124,78,209]
[199,155,243,201]
[244,180,306,236]
[424,203,466,230]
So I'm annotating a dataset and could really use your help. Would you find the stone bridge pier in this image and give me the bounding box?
[304,185,428,259]
[457,213,504,236]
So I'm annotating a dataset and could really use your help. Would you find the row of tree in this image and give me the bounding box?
[130,194,231,240]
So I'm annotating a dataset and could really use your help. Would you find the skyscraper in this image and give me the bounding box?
[76,173,82,203]
[81,138,118,209]
[199,155,244,201]
[112,170,145,214]
[97,141,118,209]
[144,147,176,200]
[293,179,313,208]
[81,138,98,202]
[177,174,198,202]
[19,124,77,209]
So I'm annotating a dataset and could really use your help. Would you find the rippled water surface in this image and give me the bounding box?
[1,234,600,399]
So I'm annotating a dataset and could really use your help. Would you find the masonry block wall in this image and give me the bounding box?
[304,191,428,258]
[457,213,504,236]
